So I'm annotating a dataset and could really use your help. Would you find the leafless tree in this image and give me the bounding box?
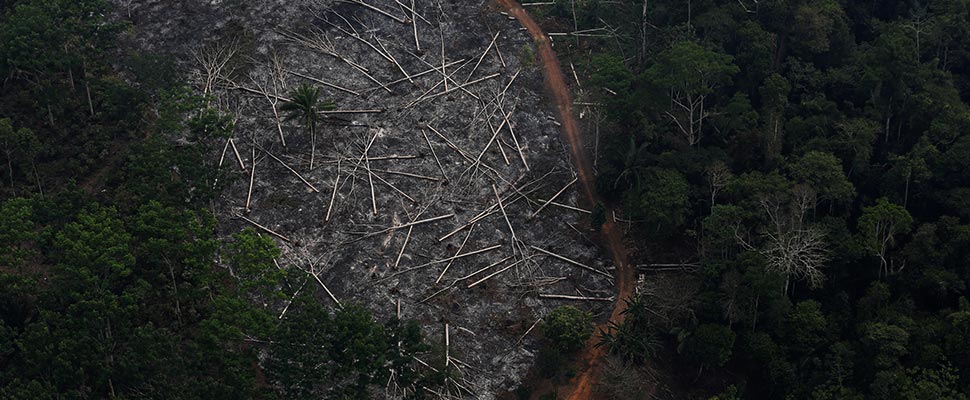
[736,0,758,13]
[906,9,931,64]
[251,51,289,147]
[192,39,242,100]
[639,1,649,65]
[664,98,706,147]
[736,185,829,294]
[705,161,732,212]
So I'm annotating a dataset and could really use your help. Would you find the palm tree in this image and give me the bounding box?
[613,135,649,190]
[280,84,335,170]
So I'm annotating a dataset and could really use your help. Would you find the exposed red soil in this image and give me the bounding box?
[493,1,637,399]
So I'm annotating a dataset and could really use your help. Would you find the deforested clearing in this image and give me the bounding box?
[116,0,613,396]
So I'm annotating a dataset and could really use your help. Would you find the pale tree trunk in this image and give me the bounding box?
[5,152,15,196]
[83,62,94,117]
[903,171,911,208]
[309,121,316,171]
[68,65,76,91]
[666,92,706,146]
[32,160,43,197]
[751,295,759,331]
[639,1,648,66]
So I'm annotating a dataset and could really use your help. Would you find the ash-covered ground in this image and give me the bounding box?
[114,0,614,396]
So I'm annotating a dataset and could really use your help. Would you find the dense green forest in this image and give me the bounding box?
[534,0,970,398]
[0,1,441,398]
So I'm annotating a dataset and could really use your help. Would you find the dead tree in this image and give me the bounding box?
[192,39,242,97]
[735,186,829,294]
[705,161,732,212]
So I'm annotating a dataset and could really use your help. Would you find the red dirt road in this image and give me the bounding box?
[494,1,636,399]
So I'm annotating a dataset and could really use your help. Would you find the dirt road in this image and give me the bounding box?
[494,1,636,398]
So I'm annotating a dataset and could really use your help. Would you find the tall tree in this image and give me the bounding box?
[790,151,855,207]
[887,136,938,207]
[0,119,39,196]
[268,297,429,399]
[280,84,335,170]
[759,74,791,161]
[643,41,739,146]
[684,323,736,373]
[738,186,830,294]
[858,198,913,277]
[623,168,690,233]
[542,305,594,354]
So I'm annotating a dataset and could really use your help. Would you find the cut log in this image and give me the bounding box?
[465,31,501,83]
[492,184,518,253]
[394,224,413,268]
[285,69,360,96]
[537,293,614,302]
[326,173,340,222]
[516,317,542,344]
[371,171,417,204]
[344,0,408,23]
[532,177,577,218]
[380,244,501,280]
[530,245,611,278]
[230,138,246,170]
[436,224,474,284]
[310,271,343,308]
[466,261,518,288]
[279,276,309,319]
[455,256,514,283]
[534,198,590,214]
[371,168,439,182]
[235,214,291,243]
[245,146,256,213]
[444,323,450,368]
[263,149,320,192]
[423,129,447,180]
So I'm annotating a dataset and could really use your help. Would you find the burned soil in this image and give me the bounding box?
[113,0,615,396]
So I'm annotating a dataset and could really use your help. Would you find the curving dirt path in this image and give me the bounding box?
[494,1,636,398]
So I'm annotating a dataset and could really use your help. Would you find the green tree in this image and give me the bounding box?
[779,300,828,358]
[790,0,851,55]
[0,119,40,195]
[129,201,219,326]
[759,73,791,161]
[896,364,968,400]
[588,54,639,127]
[0,0,111,76]
[858,198,913,277]
[0,198,39,269]
[743,331,796,390]
[268,298,428,399]
[0,0,118,123]
[860,322,910,370]
[790,151,855,206]
[709,385,742,400]
[643,42,739,146]
[828,118,878,177]
[542,306,594,354]
[623,168,689,234]
[887,136,938,207]
[227,228,285,298]
[717,93,759,143]
[703,205,747,259]
[51,204,134,300]
[598,295,662,364]
[685,323,736,370]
